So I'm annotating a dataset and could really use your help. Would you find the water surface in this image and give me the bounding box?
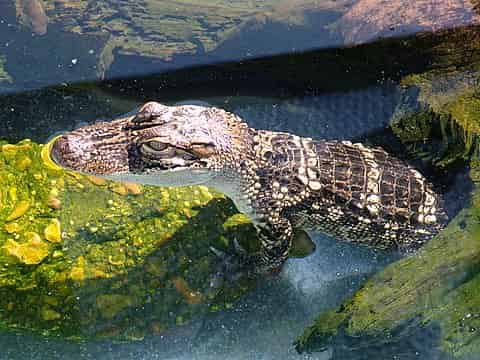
[0,1,479,359]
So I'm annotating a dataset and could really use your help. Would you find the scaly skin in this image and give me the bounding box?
[51,101,447,276]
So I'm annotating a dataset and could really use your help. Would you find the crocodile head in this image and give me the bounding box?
[51,101,253,186]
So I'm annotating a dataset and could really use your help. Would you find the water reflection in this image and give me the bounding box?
[1,0,480,92]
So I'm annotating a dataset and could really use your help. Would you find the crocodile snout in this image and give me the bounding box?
[51,132,93,172]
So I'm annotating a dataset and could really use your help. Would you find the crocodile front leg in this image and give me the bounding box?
[252,217,294,275]
[212,217,293,284]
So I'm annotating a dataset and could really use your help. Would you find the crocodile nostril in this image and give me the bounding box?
[50,136,68,166]
[51,134,91,170]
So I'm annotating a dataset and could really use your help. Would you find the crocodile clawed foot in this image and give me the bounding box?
[232,237,248,256]
[209,239,254,288]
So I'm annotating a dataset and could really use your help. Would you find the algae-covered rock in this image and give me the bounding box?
[387,69,480,171]
[3,233,50,265]
[331,0,480,45]
[42,1,340,57]
[0,138,259,339]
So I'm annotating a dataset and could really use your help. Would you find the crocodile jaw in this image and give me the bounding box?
[102,168,215,187]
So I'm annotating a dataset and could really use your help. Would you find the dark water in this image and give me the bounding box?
[1,1,479,359]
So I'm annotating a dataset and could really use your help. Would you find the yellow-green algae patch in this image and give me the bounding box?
[6,200,30,221]
[3,232,50,265]
[0,139,258,339]
[44,218,61,243]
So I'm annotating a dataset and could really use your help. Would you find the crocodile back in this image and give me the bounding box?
[263,135,446,250]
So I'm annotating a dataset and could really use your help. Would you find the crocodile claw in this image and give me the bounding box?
[233,237,248,256]
[209,239,253,287]
[209,246,226,258]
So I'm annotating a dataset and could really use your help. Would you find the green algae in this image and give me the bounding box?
[391,71,480,168]
[0,139,259,339]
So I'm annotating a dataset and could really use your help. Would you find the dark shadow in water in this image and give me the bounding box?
[328,321,448,360]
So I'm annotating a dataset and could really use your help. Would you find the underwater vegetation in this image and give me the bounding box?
[296,183,480,358]
[0,138,261,339]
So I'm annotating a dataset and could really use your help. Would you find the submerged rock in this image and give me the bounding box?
[3,232,50,265]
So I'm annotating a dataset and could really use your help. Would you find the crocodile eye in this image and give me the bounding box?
[190,143,216,157]
[140,141,175,157]
[147,141,169,152]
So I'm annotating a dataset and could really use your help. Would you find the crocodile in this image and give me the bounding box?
[51,101,447,276]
